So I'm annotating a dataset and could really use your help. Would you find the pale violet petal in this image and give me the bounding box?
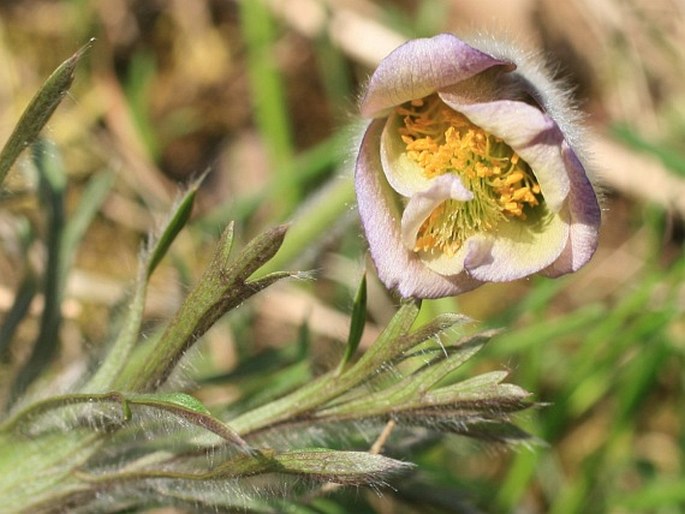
[400,174,473,251]
[543,142,601,276]
[355,120,482,298]
[438,94,571,213]
[415,240,474,276]
[361,33,513,118]
[463,206,569,282]
[416,235,494,277]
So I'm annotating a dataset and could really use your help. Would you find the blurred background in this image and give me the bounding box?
[0,0,684,512]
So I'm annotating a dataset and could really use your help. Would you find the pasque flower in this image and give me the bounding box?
[355,33,600,298]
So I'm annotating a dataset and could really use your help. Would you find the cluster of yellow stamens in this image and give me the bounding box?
[396,95,542,256]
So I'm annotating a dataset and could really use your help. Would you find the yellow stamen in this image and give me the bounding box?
[396,94,543,256]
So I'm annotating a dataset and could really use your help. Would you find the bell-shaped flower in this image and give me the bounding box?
[355,33,601,299]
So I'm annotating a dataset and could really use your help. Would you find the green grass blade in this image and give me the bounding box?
[612,479,685,510]
[613,123,685,176]
[253,175,355,278]
[62,171,114,268]
[123,50,159,160]
[0,271,38,359]
[9,140,67,401]
[199,129,347,230]
[146,175,203,277]
[239,0,296,215]
[0,41,91,188]
[313,33,353,112]
[336,274,367,374]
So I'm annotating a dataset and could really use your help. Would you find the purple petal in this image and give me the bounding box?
[439,94,572,213]
[542,143,601,276]
[355,120,482,298]
[360,33,512,119]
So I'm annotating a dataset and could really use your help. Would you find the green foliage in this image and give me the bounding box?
[0,46,535,514]
[0,41,92,187]
[337,273,367,373]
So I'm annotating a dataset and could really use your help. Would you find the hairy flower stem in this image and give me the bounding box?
[230,300,421,435]
[121,224,289,392]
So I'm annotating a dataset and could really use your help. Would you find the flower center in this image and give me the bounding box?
[396,95,543,256]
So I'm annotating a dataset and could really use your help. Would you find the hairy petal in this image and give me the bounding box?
[361,33,512,119]
[542,143,601,276]
[355,33,601,298]
[355,120,482,298]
